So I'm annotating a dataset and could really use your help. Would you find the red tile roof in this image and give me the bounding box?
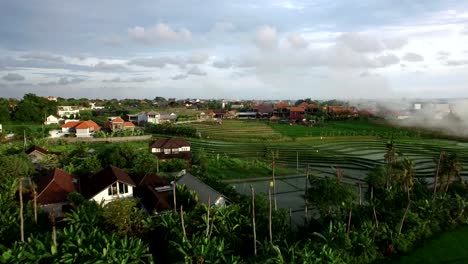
[124,121,135,127]
[61,121,81,128]
[26,145,49,155]
[290,107,305,112]
[112,117,124,123]
[276,102,289,108]
[75,120,100,130]
[36,169,76,204]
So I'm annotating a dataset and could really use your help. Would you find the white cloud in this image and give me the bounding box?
[94,61,128,71]
[337,32,407,53]
[188,53,209,64]
[102,77,121,82]
[130,77,153,82]
[128,23,191,44]
[212,58,234,68]
[40,77,85,86]
[402,52,424,62]
[187,66,206,76]
[436,51,450,60]
[2,73,25,81]
[97,35,123,46]
[171,74,188,80]
[20,52,64,62]
[287,33,308,49]
[255,26,278,49]
[446,59,468,66]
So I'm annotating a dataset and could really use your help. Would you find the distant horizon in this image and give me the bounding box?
[1,1,468,99]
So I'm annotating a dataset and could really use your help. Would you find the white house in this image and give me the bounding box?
[138,111,160,124]
[60,120,100,137]
[81,165,136,205]
[57,106,80,118]
[44,115,60,125]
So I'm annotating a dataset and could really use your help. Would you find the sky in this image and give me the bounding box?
[1,0,468,100]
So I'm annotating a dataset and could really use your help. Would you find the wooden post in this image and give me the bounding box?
[33,189,37,224]
[289,208,292,228]
[251,186,257,256]
[305,164,309,223]
[156,159,159,173]
[271,151,277,211]
[268,187,273,244]
[52,223,57,248]
[180,206,186,239]
[19,177,24,242]
[172,182,177,213]
[347,208,352,234]
[358,183,362,206]
[433,152,442,200]
[296,152,299,172]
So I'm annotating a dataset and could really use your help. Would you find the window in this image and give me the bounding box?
[172,148,179,154]
[164,149,171,154]
[108,183,117,196]
[119,182,128,194]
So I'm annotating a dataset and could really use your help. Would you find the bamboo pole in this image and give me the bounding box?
[268,187,273,243]
[433,152,442,200]
[305,164,309,223]
[347,208,352,234]
[33,189,37,224]
[180,206,186,239]
[172,182,177,213]
[251,186,257,256]
[272,151,277,211]
[358,183,362,206]
[19,177,24,242]
[398,202,411,235]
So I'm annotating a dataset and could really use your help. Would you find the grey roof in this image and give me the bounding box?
[176,173,227,205]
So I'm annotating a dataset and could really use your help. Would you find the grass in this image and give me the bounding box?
[186,120,282,141]
[205,155,296,179]
[269,120,417,138]
[397,226,468,264]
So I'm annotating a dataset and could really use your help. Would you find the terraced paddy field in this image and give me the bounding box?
[189,137,468,180]
[184,120,283,141]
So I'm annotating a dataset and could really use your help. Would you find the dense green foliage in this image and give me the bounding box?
[145,123,196,137]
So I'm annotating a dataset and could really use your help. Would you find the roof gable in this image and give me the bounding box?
[80,165,135,198]
[176,173,227,205]
[151,138,190,149]
[36,168,76,204]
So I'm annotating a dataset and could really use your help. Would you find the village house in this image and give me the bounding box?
[105,117,135,131]
[289,107,305,121]
[80,165,136,205]
[46,96,57,102]
[130,173,172,214]
[177,173,228,206]
[274,102,290,119]
[138,111,160,124]
[57,106,81,118]
[26,145,50,164]
[44,115,60,125]
[60,120,100,137]
[253,105,274,119]
[150,137,192,161]
[35,168,77,217]
[159,113,177,123]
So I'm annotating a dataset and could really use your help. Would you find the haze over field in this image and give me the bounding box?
[1,0,468,99]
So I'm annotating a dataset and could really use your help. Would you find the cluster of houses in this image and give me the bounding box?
[26,137,226,217]
[201,102,359,122]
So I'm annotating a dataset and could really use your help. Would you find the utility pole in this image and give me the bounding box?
[251,186,257,256]
[305,164,309,223]
[296,151,299,172]
[271,150,277,211]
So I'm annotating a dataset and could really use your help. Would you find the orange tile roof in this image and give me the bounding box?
[112,117,124,123]
[60,121,80,128]
[290,107,305,112]
[124,122,135,127]
[276,102,289,108]
[75,120,100,130]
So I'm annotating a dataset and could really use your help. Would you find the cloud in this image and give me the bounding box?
[188,53,209,64]
[20,52,64,62]
[212,58,234,68]
[337,33,407,53]
[436,51,450,60]
[187,66,206,76]
[2,73,25,81]
[402,52,424,62]
[129,57,186,68]
[39,77,85,86]
[461,25,468,35]
[130,77,152,82]
[446,59,468,66]
[128,23,191,44]
[94,61,128,71]
[97,35,123,46]
[287,33,308,49]
[374,54,400,67]
[211,22,236,33]
[102,77,121,83]
[255,25,278,49]
[171,74,188,80]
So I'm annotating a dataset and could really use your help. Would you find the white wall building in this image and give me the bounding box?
[57,106,80,118]
[44,115,60,125]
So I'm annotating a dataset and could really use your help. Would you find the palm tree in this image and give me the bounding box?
[439,153,463,192]
[396,158,415,201]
